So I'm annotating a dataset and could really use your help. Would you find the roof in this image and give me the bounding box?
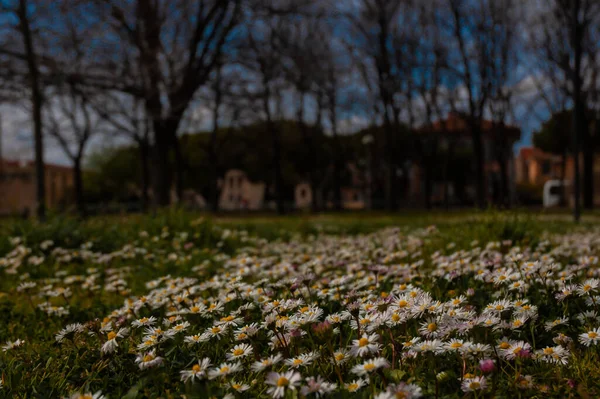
[417,112,521,140]
[517,146,559,161]
[0,159,73,172]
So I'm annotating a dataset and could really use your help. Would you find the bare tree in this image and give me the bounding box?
[0,0,48,219]
[87,0,242,206]
[528,0,600,219]
[238,16,288,214]
[346,0,410,211]
[90,92,152,211]
[44,82,102,215]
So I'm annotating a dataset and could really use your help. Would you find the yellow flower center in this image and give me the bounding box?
[191,306,200,312]
[233,349,245,356]
[543,347,554,355]
[513,320,523,327]
[469,382,481,390]
[277,377,289,386]
[427,323,437,332]
[499,342,510,349]
[450,342,462,349]
[293,359,303,365]
[495,305,504,311]
[220,366,229,373]
[143,354,154,362]
[363,363,376,371]
[358,337,369,347]
[107,332,117,340]
[348,383,359,391]
[392,313,400,322]
[211,327,221,334]
[140,317,148,323]
[583,284,591,292]
[192,364,201,372]
[588,332,598,339]
[221,315,235,322]
[335,353,345,361]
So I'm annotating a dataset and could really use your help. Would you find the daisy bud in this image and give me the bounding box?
[479,359,495,373]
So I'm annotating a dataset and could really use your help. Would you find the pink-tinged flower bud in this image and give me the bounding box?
[479,359,495,373]
[466,288,475,297]
[184,242,194,250]
[290,329,302,338]
[567,379,576,389]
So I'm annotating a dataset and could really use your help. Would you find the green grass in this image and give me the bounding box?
[0,210,599,398]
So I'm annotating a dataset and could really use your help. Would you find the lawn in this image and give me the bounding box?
[0,210,599,398]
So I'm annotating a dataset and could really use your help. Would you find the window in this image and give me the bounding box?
[229,194,234,202]
[353,192,360,201]
[300,188,306,199]
[229,177,234,188]
[238,176,243,187]
[550,185,563,196]
[542,161,551,175]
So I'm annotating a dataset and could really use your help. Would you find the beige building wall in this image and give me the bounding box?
[295,182,312,209]
[219,169,265,210]
[0,161,73,215]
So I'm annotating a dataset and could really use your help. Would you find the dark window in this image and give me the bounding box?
[550,185,563,196]
[542,161,551,175]
[229,194,234,202]
[353,192,360,201]
[238,176,243,187]
[229,177,234,187]
[300,188,306,199]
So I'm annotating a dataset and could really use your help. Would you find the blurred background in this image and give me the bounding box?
[0,0,598,220]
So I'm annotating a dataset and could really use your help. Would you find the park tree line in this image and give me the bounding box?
[0,0,599,220]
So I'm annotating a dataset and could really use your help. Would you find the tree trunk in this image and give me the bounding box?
[424,161,432,210]
[18,0,45,220]
[269,119,284,214]
[172,131,184,204]
[296,93,318,212]
[443,141,454,211]
[560,151,567,207]
[139,140,150,212]
[73,156,85,217]
[152,128,171,207]
[571,0,583,221]
[582,114,593,209]
[207,146,219,213]
[383,106,395,211]
[471,120,486,209]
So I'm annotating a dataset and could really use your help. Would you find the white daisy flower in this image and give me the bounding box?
[265,371,302,399]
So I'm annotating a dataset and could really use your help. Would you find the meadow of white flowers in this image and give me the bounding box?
[1,222,600,398]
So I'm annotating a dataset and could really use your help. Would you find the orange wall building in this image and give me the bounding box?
[0,160,74,215]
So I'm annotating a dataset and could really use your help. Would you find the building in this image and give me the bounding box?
[412,113,521,205]
[294,163,367,210]
[515,147,567,186]
[514,147,600,207]
[218,169,265,211]
[0,159,74,215]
